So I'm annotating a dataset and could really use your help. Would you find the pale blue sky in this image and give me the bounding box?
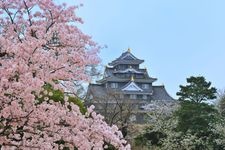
[63,0,225,98]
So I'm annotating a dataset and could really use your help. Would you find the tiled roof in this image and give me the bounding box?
[97,75,157,83]
[87,84,174,101]
[109,60,144,66]
[105,67,149,76]
[109,51,144,66]
[121,81,144,92]
[113,68,144,74]
[151,86,174,101]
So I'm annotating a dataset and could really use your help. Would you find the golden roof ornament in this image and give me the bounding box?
[127,47,131,52]
[131,75,134,81]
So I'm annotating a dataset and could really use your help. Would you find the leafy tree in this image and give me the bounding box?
[134,77,223,149]
[135,129,166,147]
[0,0,130,149]
[175,101,219,136]
[164,101,224,150]
[217,90,225,117]
[134,103,177,149]
[135,101,225,150]
[177,76,217,103]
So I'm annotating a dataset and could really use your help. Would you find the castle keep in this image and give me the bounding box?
[86,49,174,123]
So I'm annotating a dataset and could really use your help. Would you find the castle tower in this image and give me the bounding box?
[86,49,174,123]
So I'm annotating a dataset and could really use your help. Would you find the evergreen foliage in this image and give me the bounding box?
[218,90,225,117]
[134,77,225,150]
[177,76,217,103]
[175,101,219,135]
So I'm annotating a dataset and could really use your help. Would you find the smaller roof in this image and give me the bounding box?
[113,67,144,74]
[109,51,144,66]
[122,81,143,92]
[87,84,175,101]
[96,75,157,84]
[120,91,153,95]
[151,86,174,101]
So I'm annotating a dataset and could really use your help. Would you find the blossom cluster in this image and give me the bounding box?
[0,0,130,149]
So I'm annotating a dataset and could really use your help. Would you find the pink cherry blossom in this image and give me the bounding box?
[0,0,130,149]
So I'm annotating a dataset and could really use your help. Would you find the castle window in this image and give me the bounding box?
[111,83,118,88]
[130,94,136,99]
[142,84,149,89]
[137,95,143,99]
[143,95,147,100]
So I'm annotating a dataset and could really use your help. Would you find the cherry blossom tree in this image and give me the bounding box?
[0,0,130,149]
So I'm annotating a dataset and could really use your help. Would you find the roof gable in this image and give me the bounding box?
[114,68,143,74]
[122,82,143,92]
[109,51,144,65]
[120,52,137,60]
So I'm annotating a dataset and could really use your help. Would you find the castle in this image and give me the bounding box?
[86,49,174,123]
